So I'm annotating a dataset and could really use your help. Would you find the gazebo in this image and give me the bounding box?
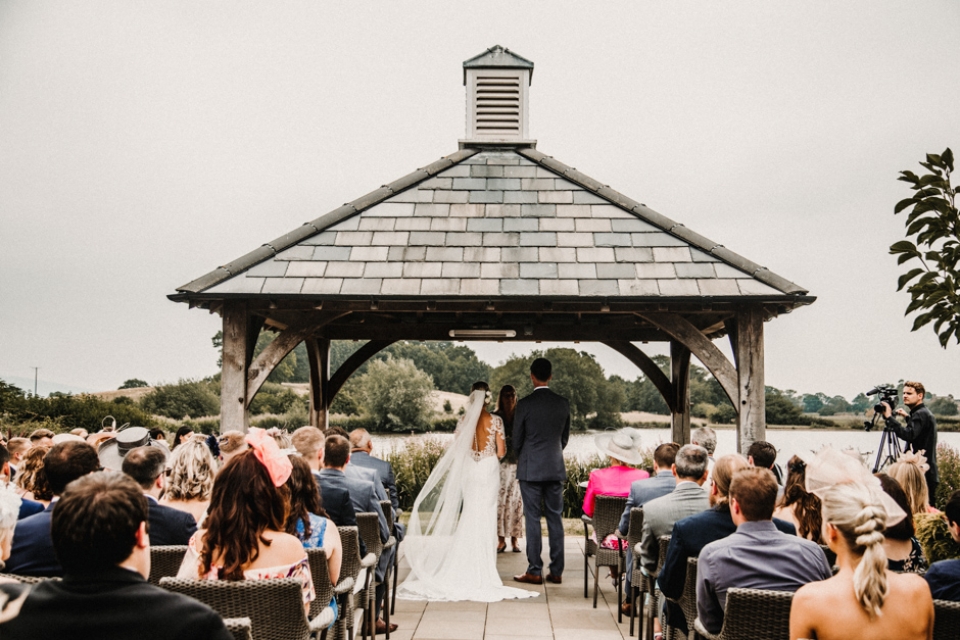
[169,46,814,452]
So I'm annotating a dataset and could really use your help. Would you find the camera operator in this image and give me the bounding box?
[882,381,938,503]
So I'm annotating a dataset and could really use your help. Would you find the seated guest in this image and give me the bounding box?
[0,445,41,520]
[148,428,169,449]
[660,454,797,633]
[617,442,678,607]
[69,428,89,440]
[5,438,30,480]
[350,427,403,514]
[697,467,831,635]
[875,473,927,573]
[773,456,823,542]
[122,446,197,546]
[583,427,649,520]
[160,439,216,523]
[6,441,101,576]
[14,445,52,505]
[789,481,933,640]
[0,471,232,640]
[324,427,390,506]
[889,452,937,515]
[28,429,54,447]
[691,426,717,478]
[293,427,359,531]
[747,439,783,486]
[216,430,248,466]
[172,426,194,450]
[177,428,315,615]
[924,490,960,601]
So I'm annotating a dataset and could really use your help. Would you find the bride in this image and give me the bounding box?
[396,381,539,602]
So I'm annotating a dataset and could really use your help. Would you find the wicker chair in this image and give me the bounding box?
[624,507,647,636]
[160,577,333,640]
[356,513,384,639]
[934,598,960,640]
[223,617,253,640]
[664,557,698,640]
[581,495,628,610]
[0,573,59,585]
[306,548,337,625]
[336,525,375,640]
[378,499,396,637]
[149,545,187,586]
[692,587,793,640]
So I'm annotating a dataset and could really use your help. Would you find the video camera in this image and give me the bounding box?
[862,385,903,471]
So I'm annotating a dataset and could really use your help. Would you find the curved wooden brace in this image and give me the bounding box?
[635,312,740,408]
[245,311,350,405]
[327,339,397,401]
[601,340,677,413]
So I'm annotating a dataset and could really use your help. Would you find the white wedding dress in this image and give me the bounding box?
[396,390,538,602]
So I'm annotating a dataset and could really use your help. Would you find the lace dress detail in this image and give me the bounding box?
[470,414,503,462]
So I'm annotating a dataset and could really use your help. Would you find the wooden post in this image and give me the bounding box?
[221,302,251,433]
[735,306,765,453]
[307,338,330,431]
[671,341,691,445]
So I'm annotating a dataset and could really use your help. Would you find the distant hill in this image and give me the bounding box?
[0,374,94,398]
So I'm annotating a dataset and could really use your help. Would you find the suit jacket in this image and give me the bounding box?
[345,463,389,505]
[6,503,61,576]
[146,497,197,546]
[618,470,676,535]
[0,566,232,640]
[17,498,44,520]
[318,468,388,543]
[638,481,709,574]
[350,450,399,512]
[313,470,364,557]
[513,387,570,482]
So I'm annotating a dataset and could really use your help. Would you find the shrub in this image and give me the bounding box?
[327,414,378,432]
[935,443,960,510]
[711,404,738,424]
[357,356,434,431]
[249,383,303,415]
[383,437,448,510]
[141,379,219,420]
[250,400,309,432]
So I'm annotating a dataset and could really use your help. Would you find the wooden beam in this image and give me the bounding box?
[724,317,739,369]
[221,302,251,433]
[636,312,740,408]
[735,306,765,453]
[671,341,691,446]
[328,340,397,400]
[601,341,676,413]
[306,338,330,431]
[322,324,666,342]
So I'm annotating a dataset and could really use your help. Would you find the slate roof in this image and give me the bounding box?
[173,146,809,304]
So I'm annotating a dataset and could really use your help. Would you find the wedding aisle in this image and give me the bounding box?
[389,536,632,640]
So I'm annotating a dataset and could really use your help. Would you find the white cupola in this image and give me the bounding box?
[462,45,534,144]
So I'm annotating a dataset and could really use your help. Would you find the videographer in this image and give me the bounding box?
[882,381,938,503]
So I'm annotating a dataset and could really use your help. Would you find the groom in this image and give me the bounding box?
[513,357,571,585]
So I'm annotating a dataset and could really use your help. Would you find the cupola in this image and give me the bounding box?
[462,45,535,145]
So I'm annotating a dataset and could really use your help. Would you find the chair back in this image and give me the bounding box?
[626,506,644,549]
[379,500,394,533]
[337,526,362,584]
[356,512,383,559]
[594,495,628,544]
[716,587,793,640]
[677,557,698,629]
[306,548,334,620]
[222,617,253,640]
[0,574,59,585]
[654,535,671,579]
[160,578,310,640]
[149,545,187,586]
[934,598,960,640]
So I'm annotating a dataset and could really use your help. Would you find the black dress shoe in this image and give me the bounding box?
[514,572,543,585]
[546,573,562,584]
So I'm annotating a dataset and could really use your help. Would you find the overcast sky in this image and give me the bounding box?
[2,1,958,400]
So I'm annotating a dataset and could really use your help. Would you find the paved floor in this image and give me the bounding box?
[384,536,638,640]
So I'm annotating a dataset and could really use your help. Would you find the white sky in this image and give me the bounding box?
[1,1,958,399]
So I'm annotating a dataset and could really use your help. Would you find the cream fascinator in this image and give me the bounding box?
[895,449,930,473]
[797,446,906,528]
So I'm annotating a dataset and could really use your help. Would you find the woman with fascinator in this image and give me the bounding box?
[396,382,538,602]
[177,427,318,615]
[789,447,933,640]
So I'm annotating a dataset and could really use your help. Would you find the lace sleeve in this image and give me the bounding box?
[492,415,504,436]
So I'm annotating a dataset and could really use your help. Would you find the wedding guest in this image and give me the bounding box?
[0,482,22,567]
[14,445,52,505]
[217,430,248,466]
[773,456,823,542]
[122,446,197,546]
[747,440,784,486]
[875,473,927,573]
[888,452,937,516]
[28,429,54,447]
[691,426,717,477]
[789,481,933,640]
[177,429,315,615]
[69,428,89,440]
[171,426,193,450]
[349,428,400,512]
[0,446,40,521]
[924,490,960,601]
[160,439,216,523]
[493,385,524,553]
[6,438,30,480]
[697,467,831,635]
[267,427,292,451]
[292,427,359,534]
[0,471,232,640]
[148,428,169,448]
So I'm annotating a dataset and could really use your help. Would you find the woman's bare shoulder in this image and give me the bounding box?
[888,571,933,601]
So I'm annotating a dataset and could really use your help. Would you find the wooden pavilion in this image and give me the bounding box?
[169,46,814,451]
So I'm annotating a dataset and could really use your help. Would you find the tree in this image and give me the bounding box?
[929,395,959,416]
[140,379,220,420]
[890,148,960,346]
[357,356,434,431]
[802,393,826,413]
[119,379,149,389]
[765,388,804,425]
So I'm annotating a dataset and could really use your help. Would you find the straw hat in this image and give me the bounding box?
[594,428,644,465]
[98,425,167,471]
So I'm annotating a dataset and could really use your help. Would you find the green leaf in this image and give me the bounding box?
[894,198,916,214]
[912,312,936,332]
[889,240,918,253]
[897,269,923,291]
[943,148,954,172]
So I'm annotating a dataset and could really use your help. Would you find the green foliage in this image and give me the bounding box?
[330,378,362,416]
[562,451,655,517]
[802,393,826,413]
[935,443,960,511]
[357,356,434,431]
[382,437,448,510]
[890,148,960,347]
[929,395,959,416]
[140,379,220,420]
[119,378,149,389]
[916,512,960,563]
[711,403,738,424]
[248,382,303,415]
[442,399,452,414]
[765,388,804,425]
[179,416,220,437]
[250,399,309,432]
[817,395,852,417]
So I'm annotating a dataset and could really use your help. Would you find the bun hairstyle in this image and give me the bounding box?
[781,456,823,543]
[820,482,889,618]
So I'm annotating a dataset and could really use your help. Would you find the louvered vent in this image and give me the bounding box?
[463,47,532,143]
[475,74,521,137]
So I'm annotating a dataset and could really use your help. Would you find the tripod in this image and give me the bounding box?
[872,425,903,473]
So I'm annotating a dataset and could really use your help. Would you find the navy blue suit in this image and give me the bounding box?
[659,506,797,632]
[314,470,363,556]
[6,503,61,576]
[350,451,399,512]
[145,497,197,546]
[17,498,44,520]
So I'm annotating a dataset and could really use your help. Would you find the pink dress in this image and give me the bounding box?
[583,465,650,550]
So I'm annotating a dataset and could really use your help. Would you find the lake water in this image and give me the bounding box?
[371,428,960,468]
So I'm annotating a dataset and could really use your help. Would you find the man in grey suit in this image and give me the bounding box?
[616,442,679,607]
[513,358,571,585]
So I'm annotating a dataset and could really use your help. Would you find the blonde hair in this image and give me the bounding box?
[164,439,215,501]
[887,458,930,516]
[291,426,324,458]
[217,431,247,455]
[711,454,749,507]
[820,482,889,618]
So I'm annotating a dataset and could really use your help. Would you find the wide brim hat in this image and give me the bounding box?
[98,425,167,471]
[594,428,644,465]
